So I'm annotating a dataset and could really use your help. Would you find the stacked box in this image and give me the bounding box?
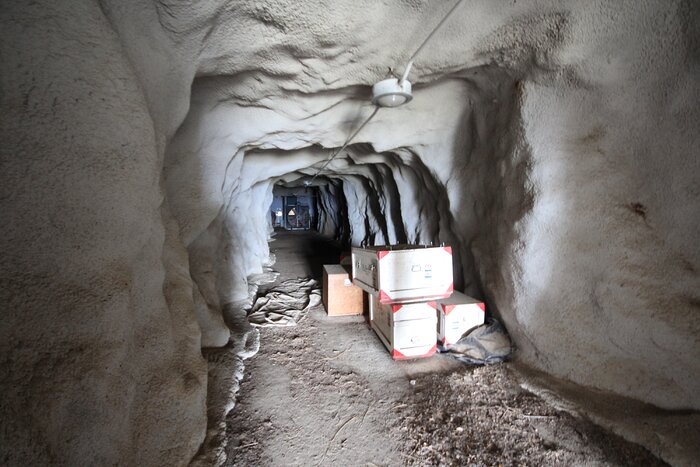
[369,295,437,359]
[437,291,485,347]
[352,244,454,360]
[351,245,453,303]
[322,265,364,316]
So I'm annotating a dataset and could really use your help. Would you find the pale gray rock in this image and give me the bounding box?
[1,0,698,465]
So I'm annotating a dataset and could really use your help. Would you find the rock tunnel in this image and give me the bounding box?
[1,0,699,465]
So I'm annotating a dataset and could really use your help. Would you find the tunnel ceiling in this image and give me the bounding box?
[1,1,699,465]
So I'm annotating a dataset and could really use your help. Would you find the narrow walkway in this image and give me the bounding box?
[225,231,462,465]
[224,231,667,466]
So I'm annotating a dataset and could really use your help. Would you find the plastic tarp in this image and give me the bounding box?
[443,318,513,365]
[247,278,321,327]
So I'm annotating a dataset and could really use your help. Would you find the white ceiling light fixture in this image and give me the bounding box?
[370,0,464,108]
[309,0,464,180]
[371,78,412,107]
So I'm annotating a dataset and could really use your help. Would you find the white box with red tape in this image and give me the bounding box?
[437,291,486,348]
[351,245,453,304]
[369,294,437,360]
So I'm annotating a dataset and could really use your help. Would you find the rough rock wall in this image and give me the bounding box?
[2,0,699,465]
[502,2,700,409]
[0,0,207,465]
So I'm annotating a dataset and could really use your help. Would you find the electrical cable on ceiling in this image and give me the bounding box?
[399,0,465,85]
[307,106,380,185]
[307,0,464,184]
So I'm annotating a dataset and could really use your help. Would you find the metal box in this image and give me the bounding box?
[437,291,485,347]
[369,295,437,360]
[352,245,453,304]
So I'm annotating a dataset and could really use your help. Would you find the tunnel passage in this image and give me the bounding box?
[165,52,700,418]
[249,143,468,285]
[2,1,700,464]
[166,71,522,349]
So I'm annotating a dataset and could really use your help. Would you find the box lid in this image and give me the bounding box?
[352,244,450,252]
[324,264,352,276]
[438,291,482,306]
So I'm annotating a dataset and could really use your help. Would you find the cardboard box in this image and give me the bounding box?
[322,265,364,316]
[370,294,437,360]
[351,245,453,304]
[437,291,485,347]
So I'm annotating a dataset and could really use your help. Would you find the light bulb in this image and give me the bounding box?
[376,94,408,107]
[371,78,413,108]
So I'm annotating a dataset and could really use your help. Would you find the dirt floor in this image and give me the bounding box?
[224,230,667,466]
